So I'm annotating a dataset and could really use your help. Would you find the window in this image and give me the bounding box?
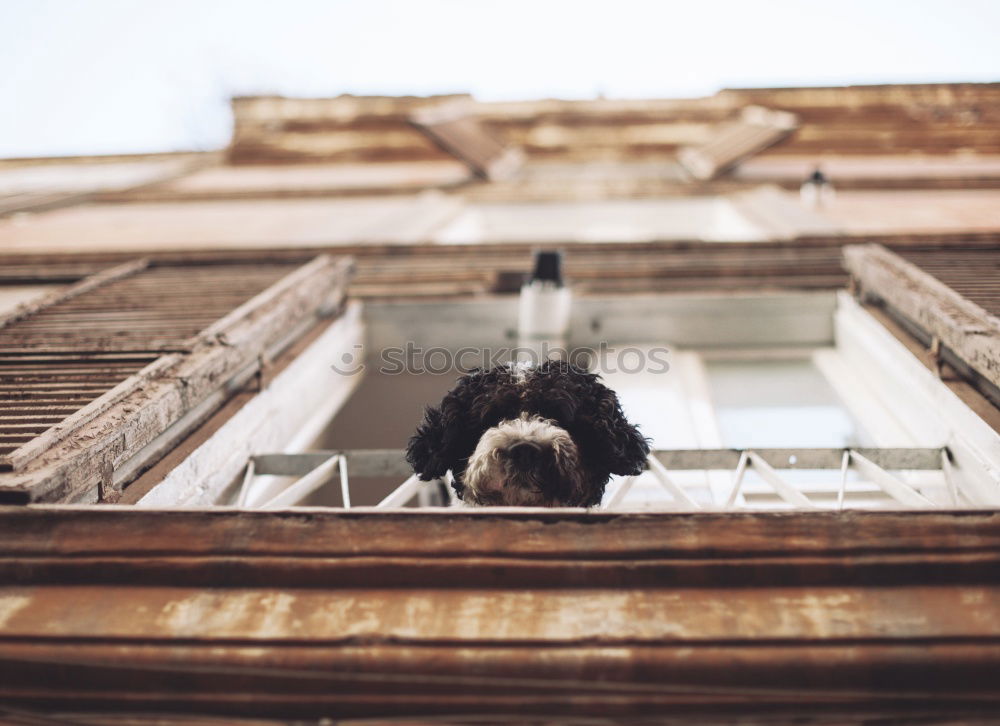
[7,249,997,512]
[221,288,997,513]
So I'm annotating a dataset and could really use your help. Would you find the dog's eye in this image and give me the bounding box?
[540,398,577,424]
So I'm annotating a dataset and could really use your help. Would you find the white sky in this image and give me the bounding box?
[2,0,998,157]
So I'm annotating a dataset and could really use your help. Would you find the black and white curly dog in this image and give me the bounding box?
[406,360,650,507]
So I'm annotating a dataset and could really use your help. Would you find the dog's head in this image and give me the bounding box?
[405,360,650,507]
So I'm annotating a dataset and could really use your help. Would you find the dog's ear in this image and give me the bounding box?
[406,370,494,482]
[592,385,651,475]
[405,405,451,481]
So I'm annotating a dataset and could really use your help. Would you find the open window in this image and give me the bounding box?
[5,246,999,513]
[68,255,992,513]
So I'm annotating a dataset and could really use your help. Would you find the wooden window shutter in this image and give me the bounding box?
[844,244,1000,400]
[0,255,352,504]
[677,105,798,181]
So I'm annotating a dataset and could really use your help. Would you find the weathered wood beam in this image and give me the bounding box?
[0,231,998,270]
[410,101,524,181]
[0,507,997,585]
[677,105,798,180]
[0,508,997,720]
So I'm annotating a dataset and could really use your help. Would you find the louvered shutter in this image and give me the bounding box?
[0,255,352,503]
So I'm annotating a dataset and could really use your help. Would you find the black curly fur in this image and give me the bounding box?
[405,360,650,507]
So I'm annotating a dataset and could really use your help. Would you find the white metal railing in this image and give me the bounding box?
[239,452,351,509]
[234,447,995,511]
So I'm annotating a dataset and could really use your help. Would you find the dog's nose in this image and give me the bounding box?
[507,440,542,467]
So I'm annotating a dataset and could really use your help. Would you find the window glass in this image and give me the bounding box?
[705,358,874,448]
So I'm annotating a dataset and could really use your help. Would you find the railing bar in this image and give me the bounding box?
[746,451,816,509]
[837,450,850,511]
[259,454,340,510]
[654,447,941,470]
[603,475,637,510]
[647,455,701,509]
[377,473,422,509]
[254,448,946,475]
[941,449,960,507]
[848,450,936,508]
[236,458,255,508]
[253,446,941,480]
[444,471,460,506]
[723,451,749,510]
[338,455,351,509]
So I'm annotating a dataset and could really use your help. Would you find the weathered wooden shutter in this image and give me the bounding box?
[844,244,1000,402]
[0,255,352,503]
[677,105,798,181]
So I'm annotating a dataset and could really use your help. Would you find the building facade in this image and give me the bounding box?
[0,83,999,722]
